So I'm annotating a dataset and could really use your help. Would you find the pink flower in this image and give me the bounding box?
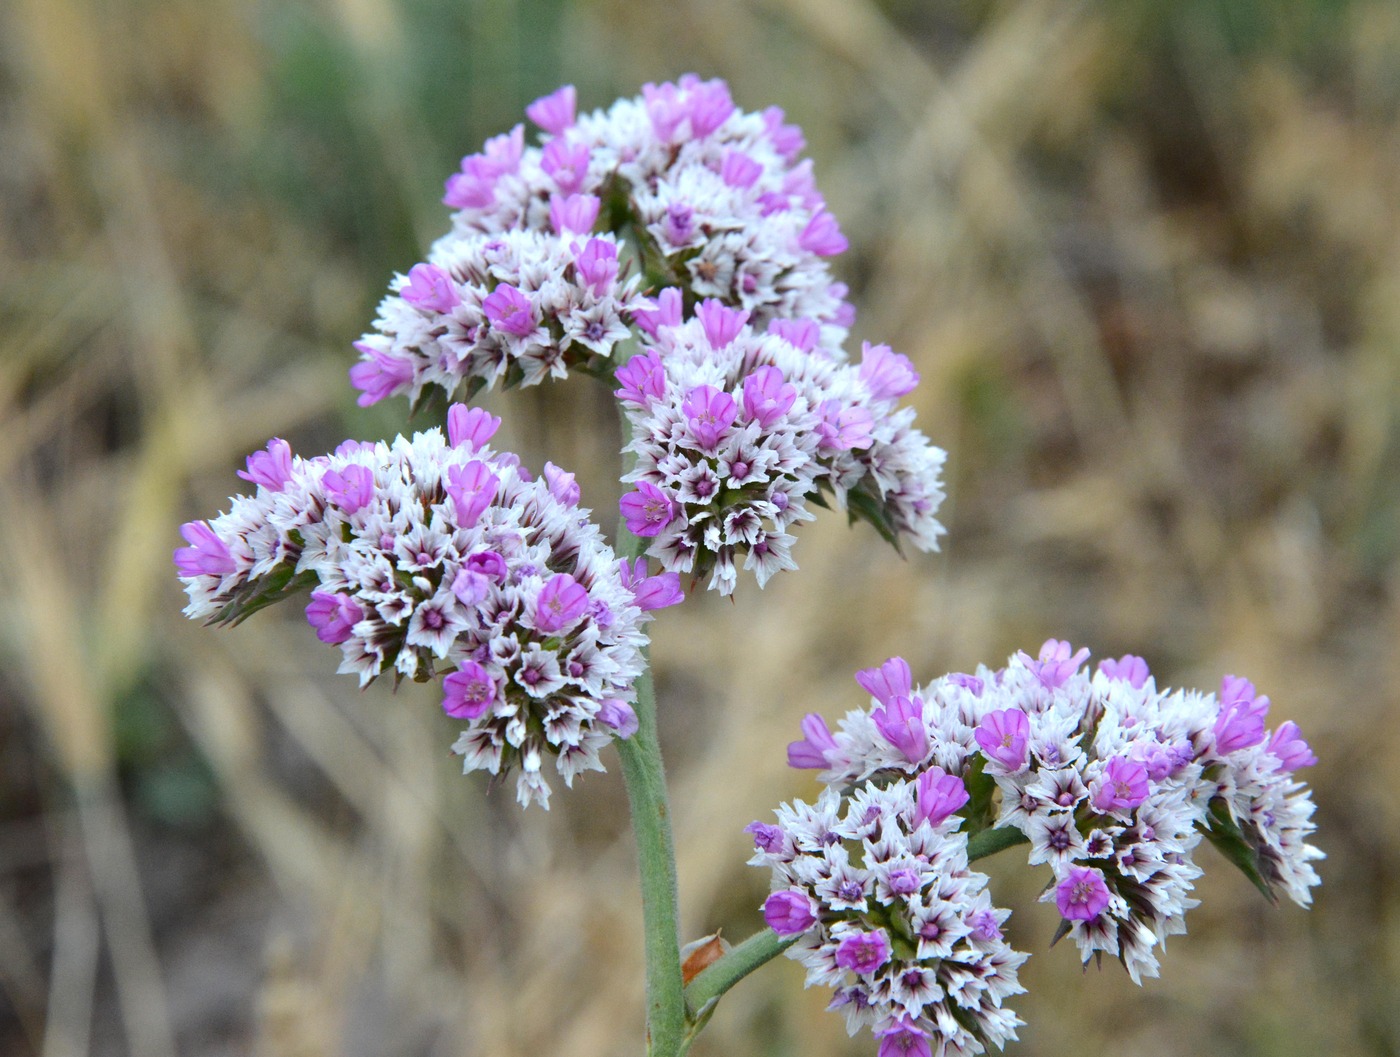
[1091,756,1150,814]
[631,287,683,338]
[525,84,576,134]
[614,352,666,406]
[619,482,676,537]
[798,209,847,256]
[305,591,364,645]
[975,709,1030,771]
[1054,866,1111,922]
[768,317,819,352]
[618,558,683,611]
[400,263,461,313]
[174,521,236,577]
[482,283,537,337]
[447,405,501,450]
[533,573,588,633]
[543,462,580,506]
[763,890,817,935]
[237,438,294,492]
[834,929,890,974]
[682,384,738,450]
[444,461,499,527]
[597,698,639,738]
[1215,675,1270,753]
[682,75,734,137]
[574,238,618,295]
[322,464,374,514]
[762,105,805,160]
[1020,639,1091,688]
[549,192,600,235]
[815,401,874,452]
[349,342,415,406]
[541,138,590,194]
[696,299,749,349]
[872,695,927,763]
[914,767,969,828]
[855,656,913,706]
[442,661,497,719]
[876,1019,932,1057]
[721,150,763,188]
[858,342,919,400]
[1099,654,1150,688]
[1266,721,1317,771]
[741,366,796,428]
[787,713,836,769]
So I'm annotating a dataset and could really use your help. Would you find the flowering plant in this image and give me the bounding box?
[175,77,1320,1057]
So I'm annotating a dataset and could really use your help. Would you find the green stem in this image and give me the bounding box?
[615,670,687,1056]
[681,824,1030,1024]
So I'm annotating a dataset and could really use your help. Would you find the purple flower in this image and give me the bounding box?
[349,341,415,406]
[442,661,497,719]
[543,462,580,506]
[834,929,890,974]
[618,558,684,611]
[768,317,819,352]
[855,656,913,707]
[549,192,600,235]
[482,283,537,337]
[948,673,984,696]
[682,384,738,450]
[915,767,969,828]
[1021,639,1091,688]
[762,105,805,160]
[632,288,683,339]
[614,351,666,406]
[1099,653,1150,688]
[764,890,818,936]
[174,521,236,577]
[721,150,763,188]
[696,299,749,349]
[787,713,836,769]
[534,573,588,633]
[597,698,639,738]
[641,80,687,140]
[304,590,364,645]
[683,75,735,137]
[620,482,677,537]
[741,366,796,428]
[660,202,694,246]
[525,84,576,134]
[400,263,461,313]
[541,137,590,194]
[444,460,500,527]
[322,464,374,514]
[798,209,848,256]
[1266,721,1317,771]
[872,695,928,763]
[876,1019,932,1057]
[1054,866,1111,922]
[858,342,919,400]
[237,438,294,492]
[745,821,784,854]
[1214,675,1270,753]
[815,400,874,452]
[968,908,1003,942]
[574,238,618,295]
[1091,756,1150,814]
[447,405,501,450]
[975,709,1030,771]
[442,159,498,209]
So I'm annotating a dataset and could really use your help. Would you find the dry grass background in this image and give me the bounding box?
[2,0,1398,1054]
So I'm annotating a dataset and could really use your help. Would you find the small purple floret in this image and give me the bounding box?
[237,438,294,492]
[525,84,576,134]
[534,573,588,633]
[1055,865,1111,922]
[975,709,1030,771]
[597,698,639,738]
[787,713,837,769]
[401,263,461,313]
[915,767,970,828]
[619,481,676,537]
[482,283,537,337]
[764,890,818,936]
[174,521,236,577]
[834,929,890,974]
[442,661,497,719]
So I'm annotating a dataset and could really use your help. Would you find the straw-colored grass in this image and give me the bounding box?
[1,0,1396,1054]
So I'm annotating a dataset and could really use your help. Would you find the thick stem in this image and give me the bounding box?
[615,671,687,1056]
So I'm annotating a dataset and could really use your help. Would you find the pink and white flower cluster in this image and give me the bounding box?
[352,74,854,406]
[174,407,680,807]
[747,780,1027,1057]
[779,643,1322,996]
[616,297,946,594]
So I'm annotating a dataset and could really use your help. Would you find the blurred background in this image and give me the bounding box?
[2,0,1398,1054]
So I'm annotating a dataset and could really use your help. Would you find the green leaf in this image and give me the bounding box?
[1202,798,1278,904]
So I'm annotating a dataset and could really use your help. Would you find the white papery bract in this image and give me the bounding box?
[787,643,1322,986]
[175,425,651,808]
[749,782,1027,1057]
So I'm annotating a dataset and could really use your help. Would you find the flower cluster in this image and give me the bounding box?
[616,298,946,593]
[352,74,854,406]
[174,407,680,807]
[780,644,1321,989]
[748,780,1027,1057]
